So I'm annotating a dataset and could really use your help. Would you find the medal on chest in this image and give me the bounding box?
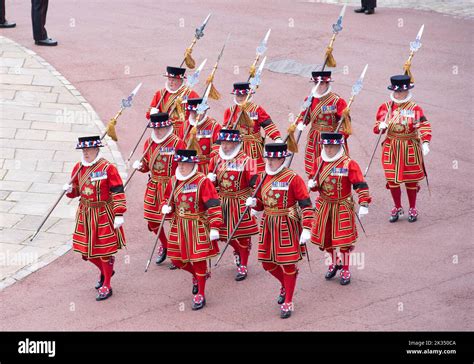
[197,129,212,140]
[331,167,348,177]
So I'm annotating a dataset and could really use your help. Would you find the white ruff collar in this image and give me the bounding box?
[312,85,332,99]
[176,164,198,181]
[189,113,208,126]
[219,144,242,161]
[265,160,288,176]
[81,151,102,167]
[165,82,184,94]
[151,127,173,144]
[390,91,412,104]
[321,147,344,163]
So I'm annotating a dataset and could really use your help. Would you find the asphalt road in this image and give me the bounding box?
[1,0,472,331]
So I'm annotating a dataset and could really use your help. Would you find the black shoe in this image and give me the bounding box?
[277,286,286,305]
[96,287,113,301]
[35,38,58,46]
[0,20,16,28]
[192,294,206,310]
[340,270,351,286]
[354,7,366,13]
[365,9,375,14]
[169,263,178,270]
[235,265,248,281]
[408,208,418,223]
[95,270,115,289]
[280,303,293,319]
[325,264,343,280]
[389,207,404,223]
[155,246,167,265]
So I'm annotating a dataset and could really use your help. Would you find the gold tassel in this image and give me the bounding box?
[340,108,352,135]
[174,97,185,121]
[403,60,414,83]
[249,64,256,78]
[105,118,118,141]
[188,126,202,154]
[325,46,337,68]
[209,83,220,100]
[238,104,254,128]
[184,47,196,69]
[286,123,298,153]
[206,74,221,100]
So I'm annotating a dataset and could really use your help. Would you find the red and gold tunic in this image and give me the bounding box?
[374,101,431,184]
[183,116,222,175]
[309,155,371,249]
[162,172,223,262]
[137,134,186,225]
[146,86,200,139]
[253,168,313,265]
[66,158,126,258]
[223,103,281,172]
[208,150,259,241]
[296,92,349,177]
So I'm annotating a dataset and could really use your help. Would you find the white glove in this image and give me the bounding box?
[132,160,143,170]
[358,205,369,219]
[307,179,317,189]
[299,228,311,245]
[150,107,159,115]
[63,183,73,193]
[161,204,172,215]
[209,229,220,241]
[296,123,306,131]
[274,138,284,144]
[113,216,124,229]
[207,173,217,182]
[422,142,430,156]
[245,197,257,207]
[250,208,262,218]
[378,121,388,131]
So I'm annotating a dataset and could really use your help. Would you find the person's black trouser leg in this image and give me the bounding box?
[365,0,377,10]
[31,0,49,41]
[1,0,6,24]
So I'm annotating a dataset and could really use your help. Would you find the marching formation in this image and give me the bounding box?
[31,7,432,319]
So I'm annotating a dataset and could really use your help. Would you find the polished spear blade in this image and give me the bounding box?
[256,29,271,56]
[351,64,368,96]
[195,13,212,39]
[332,4,347,33]
[187,58,208,88]
[121,82,143,108]
[410,24,424,52]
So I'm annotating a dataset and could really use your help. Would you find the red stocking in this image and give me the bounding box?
[237,238,251,267]
[262,262,284,286]
[158,229,168,249]
[171,259,196,278]
[406,183,418,209]
[192,260,208,297]
[282,265,297,303]
[148,221,168,249]
[326,248,340,266]
[340,248,351,271]
[87,257,103,275]
[388,183,402,208]
[101,256,115,289]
